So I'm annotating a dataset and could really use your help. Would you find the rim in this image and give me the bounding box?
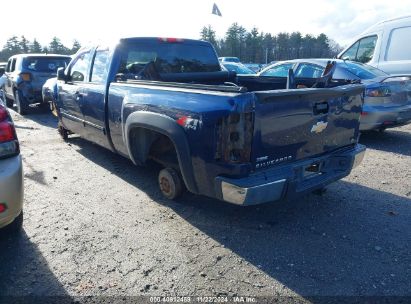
[160,176,172,195]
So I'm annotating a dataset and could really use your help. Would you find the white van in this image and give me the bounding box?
[337,16,411,75]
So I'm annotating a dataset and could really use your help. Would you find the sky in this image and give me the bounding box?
[2,0,411,49]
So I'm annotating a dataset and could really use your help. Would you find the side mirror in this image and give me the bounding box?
[57,67,67,81]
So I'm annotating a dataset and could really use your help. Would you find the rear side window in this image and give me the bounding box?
[260,63,294,77]
[386,27,411,61]
[10,58,16,72]
[70,51,92,82]
[90,48,109,83]
[295,63,324,78]
[117,40,221,80]
[6,59,12,72]
[22,57,70,73]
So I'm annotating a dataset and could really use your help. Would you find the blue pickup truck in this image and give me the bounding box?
[55,37,366,205]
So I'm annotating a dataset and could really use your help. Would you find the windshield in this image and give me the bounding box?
[342,61,387,79]
[22,57,71,73]
[222,63,254,74]
[120,41,221,74]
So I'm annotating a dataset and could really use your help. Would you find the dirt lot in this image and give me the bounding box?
[1,108,410,301]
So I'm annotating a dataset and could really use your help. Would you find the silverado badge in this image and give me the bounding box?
[311,121,328,134]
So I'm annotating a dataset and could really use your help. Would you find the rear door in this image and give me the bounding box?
[58,49,92,135]
[252,85,364,170]
[79,46,112,149]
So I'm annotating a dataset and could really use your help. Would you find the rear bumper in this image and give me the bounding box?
[18,82,44,104]
[0,155,24,228]
[360,104,411,130]
[215,144,366,205]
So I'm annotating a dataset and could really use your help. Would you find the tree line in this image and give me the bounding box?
[200,23,342,63]
[0,36,81,62]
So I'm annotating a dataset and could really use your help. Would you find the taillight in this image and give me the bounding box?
[158,37,183,43]
[365,87,391,97]
[0,122,14,142]
[215,112,254,163]
[0,105,19,158]
[20,73,32,82]
[0,203,7,213]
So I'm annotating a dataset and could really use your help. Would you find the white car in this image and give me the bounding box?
[338,15,411,75]
[0,99,23,232]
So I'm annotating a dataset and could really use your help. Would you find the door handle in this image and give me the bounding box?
[313,102,329,115]
[75,91,84,102]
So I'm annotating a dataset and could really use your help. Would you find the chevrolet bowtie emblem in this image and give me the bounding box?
[311,121,328,133]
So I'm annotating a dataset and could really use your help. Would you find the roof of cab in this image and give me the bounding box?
[119,37,212,46]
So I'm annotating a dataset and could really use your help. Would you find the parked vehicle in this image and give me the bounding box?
[0,99,23,232]
[337,16,411,75]
[3,54,71,114]
[259,59,411,131]
[243,63,263,73]
[54,37,365,205]
[0,62,6,76]
[218,57,240,63]
[221,62,255,75]
[42,77,58,115]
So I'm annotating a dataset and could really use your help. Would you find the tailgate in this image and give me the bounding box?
[31,72,55,90]
[252,84,364,170]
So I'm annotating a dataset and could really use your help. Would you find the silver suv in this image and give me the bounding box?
[0,99,23,231]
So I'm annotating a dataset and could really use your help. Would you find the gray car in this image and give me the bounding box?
[0,98,23,231]
[3,54,71,115]
[259,59,411,131]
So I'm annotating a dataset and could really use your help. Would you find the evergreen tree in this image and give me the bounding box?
[30,39,43,53]
[19,36,30,53]
[199,24,340,63]
[71,40,81,54]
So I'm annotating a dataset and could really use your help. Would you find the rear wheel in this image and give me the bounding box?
[14,90,29,115]
[1,212,23,235]
[158,167,183,200]
[50,100,58,117]
[58,123,69,141]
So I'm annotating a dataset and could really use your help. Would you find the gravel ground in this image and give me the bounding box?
[0,108,410,301]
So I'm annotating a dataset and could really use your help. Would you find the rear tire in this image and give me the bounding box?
[58,123,69,141]
[1,212,23,235]
[50,100,58,117]
[158,167,183,200]
[14,90,29,115]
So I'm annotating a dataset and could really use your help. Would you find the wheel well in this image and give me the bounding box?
[128,127,179,171]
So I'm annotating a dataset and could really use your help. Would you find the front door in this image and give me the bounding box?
[58,49,92,136]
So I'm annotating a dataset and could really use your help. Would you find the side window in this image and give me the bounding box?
[386,27,411,61]
[295,64,324,78]
[70,51,92,82]
[10,59,16,72]
[90,48,109,83]
[356,36,377,63]
[260,63,294,77]
[6,59,12,72]
[340,41,359,61]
